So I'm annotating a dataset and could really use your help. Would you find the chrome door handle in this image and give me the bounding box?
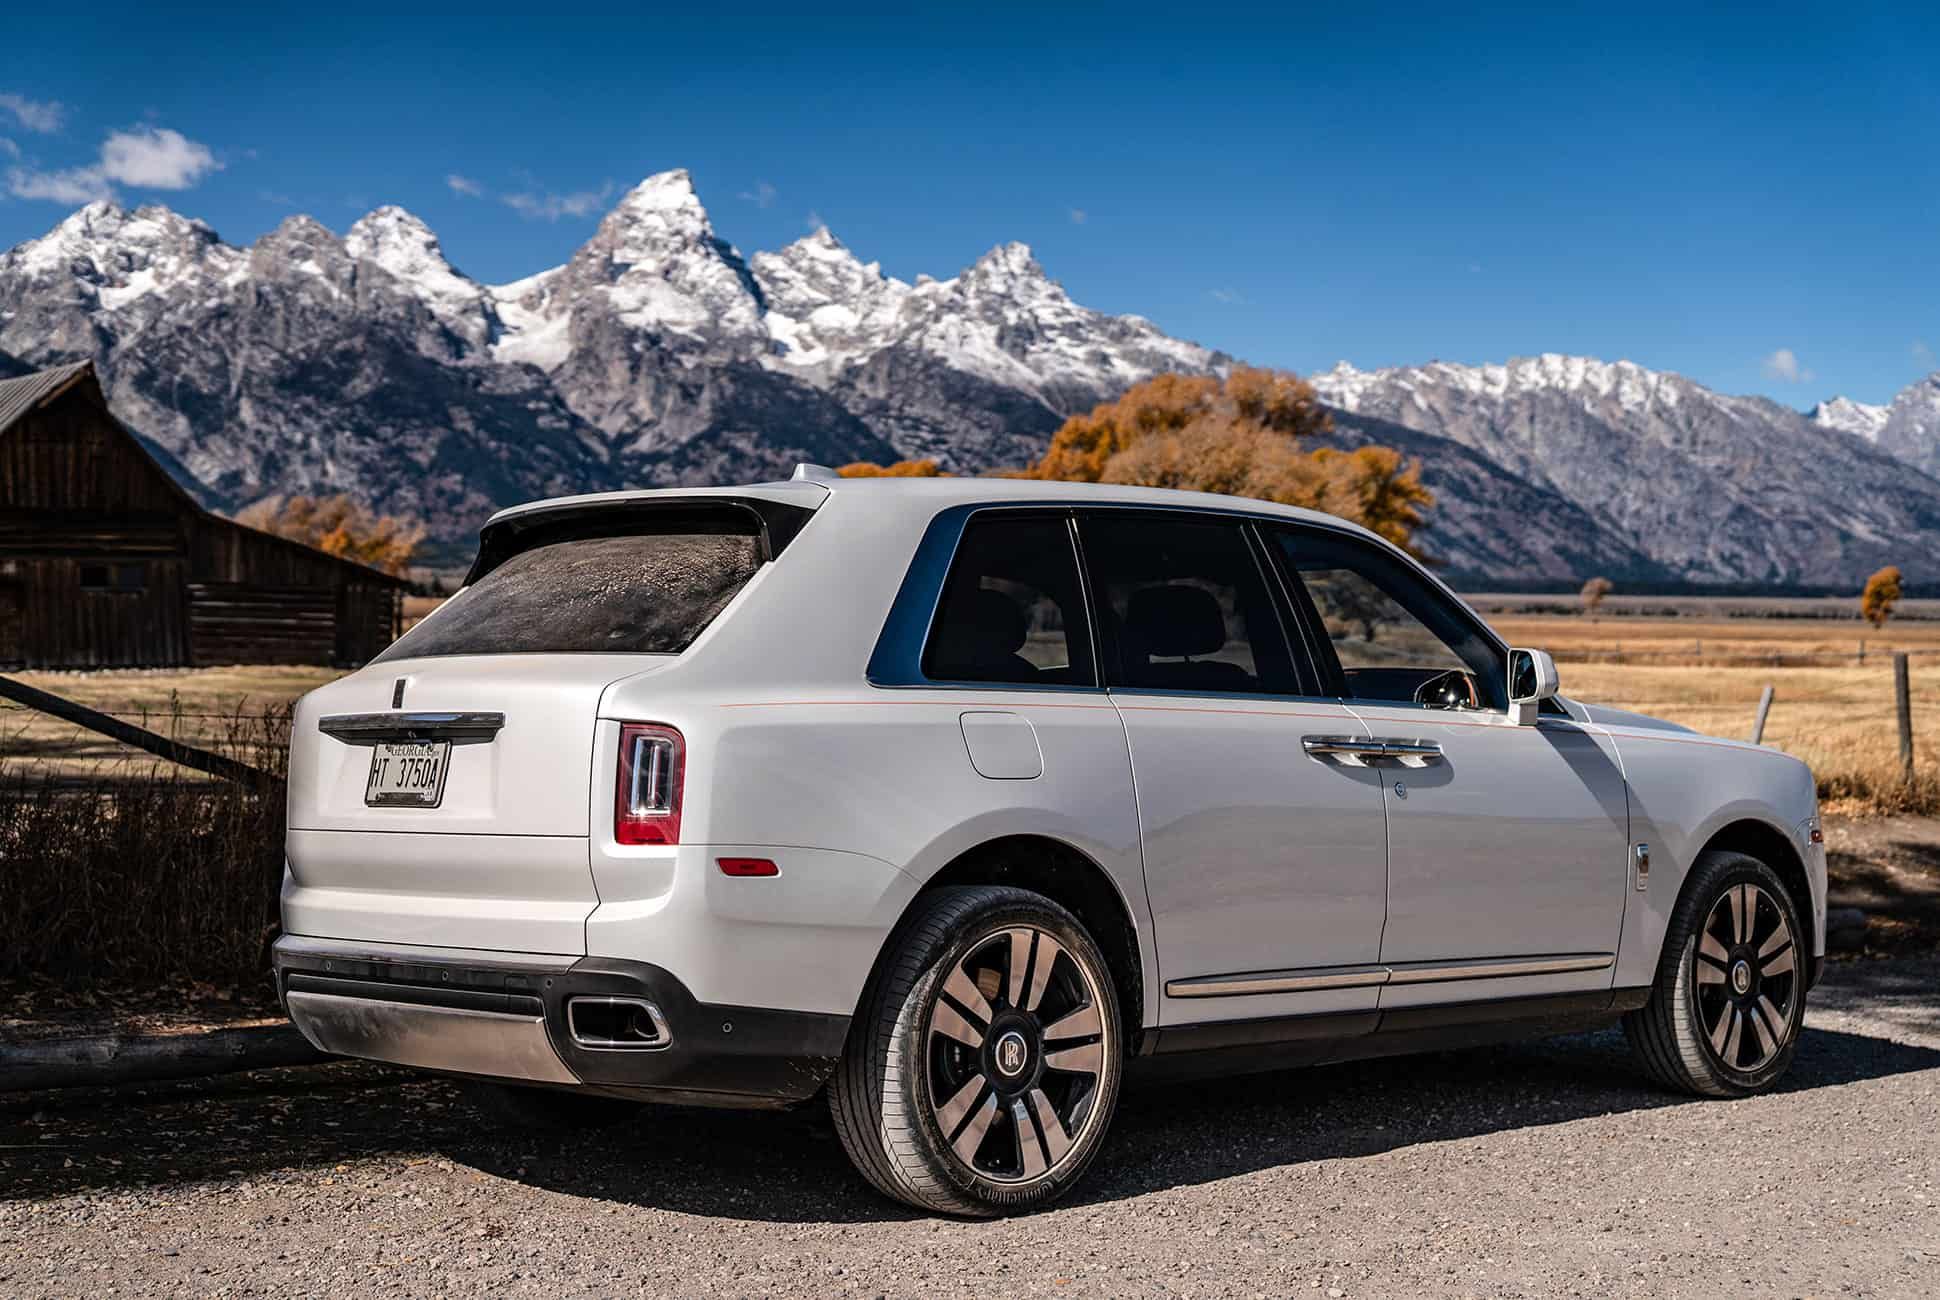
[1302,735,1389,767]
[1372,738,1443,768]
[1302,735,1444,768]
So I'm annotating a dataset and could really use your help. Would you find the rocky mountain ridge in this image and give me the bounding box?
[3,173,1938,585]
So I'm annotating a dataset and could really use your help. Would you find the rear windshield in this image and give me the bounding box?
[376,532,763,660]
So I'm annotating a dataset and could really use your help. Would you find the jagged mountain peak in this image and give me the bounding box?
[261,212,339,245]
[347,205,439,248]
[613,168,703,215]
[345,206,491,347]
[968,240,1044,279]
[1810,394,1890,442]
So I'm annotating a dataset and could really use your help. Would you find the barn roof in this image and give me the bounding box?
[0,360,93,437]
[0,359,409,589]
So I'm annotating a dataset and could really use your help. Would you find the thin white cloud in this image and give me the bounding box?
[1208,287,1245,305]
[0,137,18,160]
[1069,207,1087,225]
[446,173,484,198]
[98,126,220,189]
[502,181,613,221]
[0,92,65,134]
[1914,340,1935,370]
[738,180,777,208]
[805,209,826,232]
[1761,348,1813,383]
[6,163,114,204]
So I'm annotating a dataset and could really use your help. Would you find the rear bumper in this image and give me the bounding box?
[271,934,849,1109]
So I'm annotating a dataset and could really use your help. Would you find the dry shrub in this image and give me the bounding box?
[0,705,290,989]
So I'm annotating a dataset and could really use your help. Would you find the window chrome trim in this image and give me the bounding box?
[865,498,1517,693]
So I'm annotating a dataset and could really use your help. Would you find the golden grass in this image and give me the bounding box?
[1490,613,1940,664]
[1,613,1934,816]
[1553,661,1938,815]
[1,665,338,780]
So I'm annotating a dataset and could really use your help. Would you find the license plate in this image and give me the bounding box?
[365,740,451,808]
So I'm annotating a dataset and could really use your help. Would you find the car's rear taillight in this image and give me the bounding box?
[615,723,683,845]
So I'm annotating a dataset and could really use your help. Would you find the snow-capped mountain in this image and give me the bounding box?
[1872,374,1940,480]
[4,172,1939,585]
[1310,356,1940,586]
[0,169,1226,537]
[1810,395,1890,443]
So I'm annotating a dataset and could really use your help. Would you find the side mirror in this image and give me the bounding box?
[1508,647,1559,726]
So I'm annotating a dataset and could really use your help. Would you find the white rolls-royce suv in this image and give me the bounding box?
[276,468,1826,1215]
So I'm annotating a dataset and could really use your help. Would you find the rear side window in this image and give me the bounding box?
[1081,514,1301,695]
[376,532,762,660]
[923,515,1095,686]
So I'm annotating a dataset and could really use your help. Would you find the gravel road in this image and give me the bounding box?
[3,959,1937,1299]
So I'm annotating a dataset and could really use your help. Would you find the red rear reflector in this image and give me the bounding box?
[718,857,779,877]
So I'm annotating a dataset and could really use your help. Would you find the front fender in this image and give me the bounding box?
[1601,725,1822,989]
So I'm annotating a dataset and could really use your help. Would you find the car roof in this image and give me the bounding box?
[482,468,1387,547]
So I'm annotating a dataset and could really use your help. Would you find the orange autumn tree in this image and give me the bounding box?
[836,459,945,477]
[1861,565,1903,629]
[1023,366,1432,554]
[235,493,425,576]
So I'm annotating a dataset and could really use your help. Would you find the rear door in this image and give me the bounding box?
[1079,511,1391,1027]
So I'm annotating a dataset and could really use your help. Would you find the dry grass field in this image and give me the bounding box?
[0,593,1934,813]
[1484,601,1939,815]
[0,666,338,780]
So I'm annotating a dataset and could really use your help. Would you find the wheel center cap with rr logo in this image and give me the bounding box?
[994,1030,1030,1078]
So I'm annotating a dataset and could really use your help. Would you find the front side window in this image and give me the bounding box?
[923,514,1094,686]
[1271,528,1506,711]
[1081,514,1300,695]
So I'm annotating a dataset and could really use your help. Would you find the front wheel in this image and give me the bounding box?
[1624,850,1807,1096]
[829,885,1124,1216]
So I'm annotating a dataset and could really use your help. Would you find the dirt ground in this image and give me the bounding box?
[2,958,1935,1298]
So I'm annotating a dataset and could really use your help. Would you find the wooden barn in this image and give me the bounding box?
[0,361,407,669]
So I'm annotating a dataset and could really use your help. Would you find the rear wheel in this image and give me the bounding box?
[829,885,1123,1216]
[1624,850,1806,1096]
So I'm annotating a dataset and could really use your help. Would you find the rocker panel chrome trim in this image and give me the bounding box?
[1164,953,1614,999]
[1165,964,1389,998]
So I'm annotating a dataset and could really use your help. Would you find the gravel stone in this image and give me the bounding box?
[2,958,1936,1297]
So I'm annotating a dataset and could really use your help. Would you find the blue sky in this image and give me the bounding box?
[1,2,1935,406]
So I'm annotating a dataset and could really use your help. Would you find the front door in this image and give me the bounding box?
[1079,512,1391,1026]
[1266,525,1632,1009]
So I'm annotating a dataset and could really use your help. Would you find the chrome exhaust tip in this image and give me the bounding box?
[566,996,672,1050]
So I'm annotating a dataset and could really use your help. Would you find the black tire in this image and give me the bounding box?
[460,1080,639,1131]
[1624,850,1808,1097]
[829,885,1125,1216]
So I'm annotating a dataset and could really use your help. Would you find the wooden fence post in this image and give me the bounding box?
[1897,652,1915,782]
[1750,685,1774,744]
